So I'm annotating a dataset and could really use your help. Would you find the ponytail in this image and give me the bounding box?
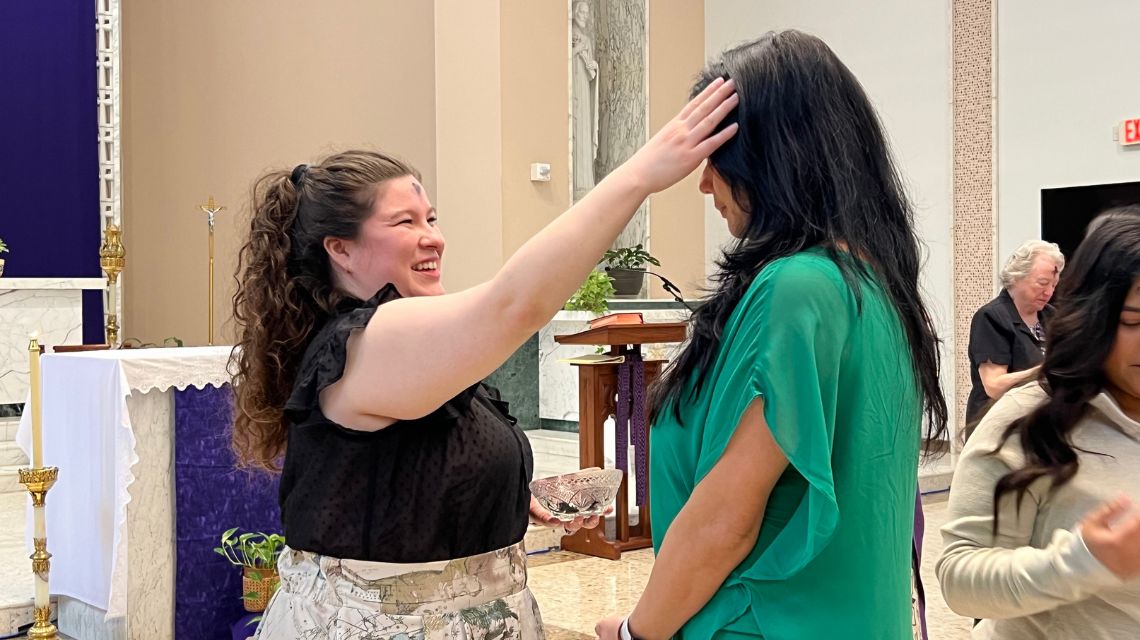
[231,172,316,470]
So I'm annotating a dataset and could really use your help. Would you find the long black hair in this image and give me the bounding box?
[992,206,1140,523]
[648,30,948,447]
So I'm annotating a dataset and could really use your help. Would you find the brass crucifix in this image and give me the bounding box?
[198,195,226,345]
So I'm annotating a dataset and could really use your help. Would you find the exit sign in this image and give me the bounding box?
[1123,118,1140,146]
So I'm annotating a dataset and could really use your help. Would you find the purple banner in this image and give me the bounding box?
[175,384,280,640]
[613,352,648,505]
[914,488,928,640]
[1,1,103,343]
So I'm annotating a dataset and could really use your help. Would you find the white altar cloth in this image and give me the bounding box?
[16,347,233,625]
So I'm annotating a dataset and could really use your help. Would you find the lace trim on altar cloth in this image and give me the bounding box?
[115,347,238,394]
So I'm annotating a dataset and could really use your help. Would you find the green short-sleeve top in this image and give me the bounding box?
[650,249,923,639]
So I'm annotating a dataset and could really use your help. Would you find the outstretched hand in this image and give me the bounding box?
[594,614,624,640]
[619,77,739,195]
[529,495,608,535]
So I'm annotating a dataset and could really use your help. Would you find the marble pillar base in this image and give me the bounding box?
[124,390,176,638]
[59,596,126,640]
[486,334,540,429]
[56,390,175,640]
[538,308,689,424]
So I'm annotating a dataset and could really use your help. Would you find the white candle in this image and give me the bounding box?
[34,503,45,538]
[29,337,43,469]
[35,573,48,608]
[33,508,48,607]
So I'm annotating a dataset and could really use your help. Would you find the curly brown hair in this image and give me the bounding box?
[230,150,419,471]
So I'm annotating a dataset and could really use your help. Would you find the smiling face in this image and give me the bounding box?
[698,162,749,238]
[1104,279,1140,413]
[326,174,446,299]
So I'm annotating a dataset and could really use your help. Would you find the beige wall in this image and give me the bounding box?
[648,1,706,298]
[499,0,572,264]
[437,0,706,298]
[435,0,504,293]
[122,1,705,345]
[495,0,707,299]
[122,0,436,345]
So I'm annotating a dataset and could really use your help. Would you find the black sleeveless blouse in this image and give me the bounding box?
[278,284,534,562]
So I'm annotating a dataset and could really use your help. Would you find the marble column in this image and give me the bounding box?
[570,0,649,254]
[596,0,648,252]
[951,0,996,451]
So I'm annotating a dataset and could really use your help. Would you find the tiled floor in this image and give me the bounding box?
[527,492,973,640]
[0,438,970,639]
[919,493,973,639]
[529,548,653,638]
[0,493,29,602]
[0,492,33,637]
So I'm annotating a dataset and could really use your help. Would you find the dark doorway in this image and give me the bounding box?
[1041,180,1140,259]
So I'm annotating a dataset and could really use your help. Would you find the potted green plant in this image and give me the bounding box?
[602,244,660,297]
[214,528,285,613]
[0,237,8,277]
[564,270,614,315]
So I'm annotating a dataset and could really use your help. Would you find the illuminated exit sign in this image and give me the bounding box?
[1123,118,1140,146]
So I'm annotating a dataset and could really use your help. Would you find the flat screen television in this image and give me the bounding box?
[1041,180,1140,260]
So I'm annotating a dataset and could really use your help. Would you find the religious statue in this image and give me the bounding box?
[571,1,599,201]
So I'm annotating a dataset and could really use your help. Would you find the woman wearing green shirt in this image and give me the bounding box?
[595,31,948,640]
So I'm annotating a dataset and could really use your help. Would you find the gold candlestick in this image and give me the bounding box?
[99,223,126,346]
[198,196,226,346]
[21,337,59,639]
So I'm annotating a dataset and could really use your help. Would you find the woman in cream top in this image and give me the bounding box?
[937,207,1140,639]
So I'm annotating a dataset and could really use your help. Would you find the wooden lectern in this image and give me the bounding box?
[554,322,687,559]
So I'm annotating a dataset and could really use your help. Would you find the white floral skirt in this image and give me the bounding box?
[256,543,544,640]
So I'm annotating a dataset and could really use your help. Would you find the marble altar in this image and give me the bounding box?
[0,278,106,405]
[15,347,248,640]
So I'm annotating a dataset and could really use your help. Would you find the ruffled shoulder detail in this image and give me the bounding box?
[283,284,492,426]
[283,284,401,422]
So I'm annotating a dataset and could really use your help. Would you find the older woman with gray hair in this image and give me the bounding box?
[965,240,1065,427]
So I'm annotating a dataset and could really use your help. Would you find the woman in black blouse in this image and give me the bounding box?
[229,81,738,639]
[966,240,1065,427]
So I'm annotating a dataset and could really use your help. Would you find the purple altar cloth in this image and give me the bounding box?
[175,384,280,640]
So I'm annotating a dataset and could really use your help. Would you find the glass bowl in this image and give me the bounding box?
[529,467,623,521]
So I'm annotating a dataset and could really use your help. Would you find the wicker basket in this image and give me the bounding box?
[242,566,279,613]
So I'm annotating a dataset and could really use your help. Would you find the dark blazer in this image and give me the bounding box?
[966,289,1053,424]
